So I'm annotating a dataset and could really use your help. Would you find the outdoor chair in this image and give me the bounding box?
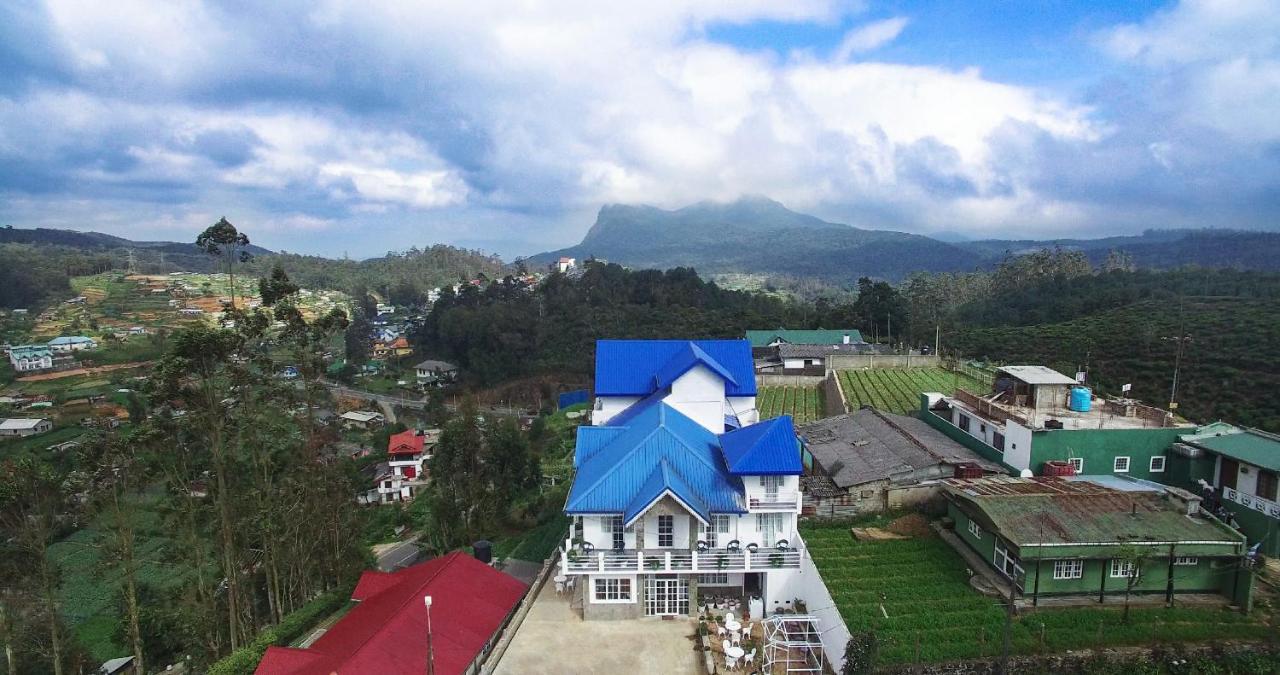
[554,579,565,594]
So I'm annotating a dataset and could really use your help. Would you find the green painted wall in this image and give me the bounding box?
[1222,503,1280,557]
[1165,452,1216,492]
[1028,427,1185,480]
[951,505,997,563]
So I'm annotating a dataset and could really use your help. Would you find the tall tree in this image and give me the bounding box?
[195,218,253,308]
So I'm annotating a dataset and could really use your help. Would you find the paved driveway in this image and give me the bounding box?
[493,581,703,675]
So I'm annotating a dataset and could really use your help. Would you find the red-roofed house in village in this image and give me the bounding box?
[255,552,527,675]
[372,429,440,503]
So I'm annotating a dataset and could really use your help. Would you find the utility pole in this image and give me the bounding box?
[935,324,940,357]
[424,595,435,675]
[1162,333,1193,411]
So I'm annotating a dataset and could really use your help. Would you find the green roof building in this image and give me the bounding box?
[944,476,1252,608]
[745,329,864,349]
[1169,424,1280,556]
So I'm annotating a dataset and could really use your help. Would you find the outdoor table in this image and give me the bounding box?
[725,619,742,633]
[725,645,745,660]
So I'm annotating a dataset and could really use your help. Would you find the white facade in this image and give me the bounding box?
[592,367,758,431]
[947,405,1034,471]
[0,418,53,437]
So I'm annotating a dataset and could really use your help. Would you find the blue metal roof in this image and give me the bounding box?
[593,340,757,397]
[719,416,803,475]
[573,426,626,468]
[566,402,746,516]
[654,342,738,389]
[624,460,711,526]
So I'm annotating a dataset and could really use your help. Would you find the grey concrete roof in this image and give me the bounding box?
[797,409,1003,489]
[414,359,458,371]
[997,365,1078,385]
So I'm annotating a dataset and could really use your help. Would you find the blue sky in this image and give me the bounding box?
[1,0,1277,259]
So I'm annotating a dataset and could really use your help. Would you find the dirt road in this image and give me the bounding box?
[16,361,153,382]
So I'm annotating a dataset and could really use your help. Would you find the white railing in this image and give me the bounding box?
[747,491,802,511]
[560,539,804,575]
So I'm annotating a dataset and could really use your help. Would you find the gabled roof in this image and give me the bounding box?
[654,342,738,389]
[0,418,49,430]
[746,329,864,347]
[624,459,711,526]
[594,340,756,397]
[566,402,745,516]
[1182,425,1280,473]
[719,416,802,475]
[388,430,424,455]
[255,552,526,675]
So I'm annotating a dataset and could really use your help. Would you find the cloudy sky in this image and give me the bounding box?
[1,0,1278,258]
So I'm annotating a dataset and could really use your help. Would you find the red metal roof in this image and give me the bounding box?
[388,430,424,455]
[256,552,527,675]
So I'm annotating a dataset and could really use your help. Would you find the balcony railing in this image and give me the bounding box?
[747,491,801,511]
[560,539,804,575]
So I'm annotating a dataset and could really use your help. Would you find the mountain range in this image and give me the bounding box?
[529,197,1280,282]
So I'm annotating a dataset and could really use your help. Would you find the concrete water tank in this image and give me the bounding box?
[1069,386,1092,412]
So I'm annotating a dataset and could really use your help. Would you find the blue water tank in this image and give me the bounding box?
[1069,386,1092,412]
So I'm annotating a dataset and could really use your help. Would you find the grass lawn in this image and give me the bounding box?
[0,425,90,461]
[47,491,195,663]
[800,519,1274,666]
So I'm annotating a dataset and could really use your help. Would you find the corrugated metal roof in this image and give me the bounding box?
[798,409,1002,489]
[1185,428,1280,472]
[566,402,745,515]
[745,329,864,347]
[574,426,627,468]
[654,342,738,389]
[624,460,711,526]
[594,340,756,396]
[944,477,1243,547]
[719,415,803,475]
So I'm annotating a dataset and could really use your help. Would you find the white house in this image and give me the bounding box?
[563,340,804,620]
[376,428,440,502]
[414,359,458,386]
[47,336,97,352]
[340,410,385,430]
[556,257,577,273]
[7,345,53,372]
[0,418,53,437]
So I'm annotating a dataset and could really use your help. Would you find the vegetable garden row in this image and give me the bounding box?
[757,386,825,424]
[800,521,1271,665]
[836,368,985,415]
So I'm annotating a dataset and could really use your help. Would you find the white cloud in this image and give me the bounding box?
[833,17,910,61]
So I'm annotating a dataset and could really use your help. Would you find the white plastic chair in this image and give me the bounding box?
[716,624,727,637]
[724,611,735,624]
[744,648,756,666]
[554,580,565,594]
[725,653,740,671]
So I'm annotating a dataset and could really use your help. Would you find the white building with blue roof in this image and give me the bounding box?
[563,339,805,619]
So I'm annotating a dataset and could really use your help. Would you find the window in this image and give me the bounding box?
[958,414,971,432]
[1173,556,1199,566]
[594,577,632,602]
[1053,560,1083,580]
[1068,458,1084,474]
[699,514,731,548]
[657,515,674,547]
[993,432,1005,452]
[1149,456,1166,473]
[1257,470,1279,502]
[1113,456,1130,473]
[697,573,730,585]
[1110,559,1139,578]
[980,423,987,434]
[383,480,393,489]
[607,516,625,549]
[968,520,982,540]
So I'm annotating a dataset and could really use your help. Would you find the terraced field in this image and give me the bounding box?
[836,367,986,415]
[757,386,825,424]
[801,520,1273,666]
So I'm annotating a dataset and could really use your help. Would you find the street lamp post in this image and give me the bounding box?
[424,595,435,675]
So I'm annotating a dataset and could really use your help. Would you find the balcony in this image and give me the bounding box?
[560,538,804,575]
[747,491,801,512]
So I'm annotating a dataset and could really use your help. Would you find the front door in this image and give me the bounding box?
[1221,458,1239,490]
[645,575,688,616]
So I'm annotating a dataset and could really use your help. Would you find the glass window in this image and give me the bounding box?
[1149,456,1166,473]
[1068,458,1084,473]
[697,573,729,585]
[594,577,632,601]
[1053,560,1083,579]
[1110,559,1138,578]
[658,514,674,547]
[959,414,970,432]
[700,514,731,547]
[1257,470,1279,502]
[607,516,625,549]
[1173,556,1198,566]
[1113,456,1130,473]
[993,432,1005,452]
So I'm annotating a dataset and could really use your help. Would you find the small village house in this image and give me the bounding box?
[922,365,1193,477]
[415,359,458,386]
[944,476,1252,607]
[7,345,54,372]
[746,328,864,357]
[372,428,440,503]
[556,256,576,273]
[0,418,53,438]
[255,552,526,675]
[798,408,1003,518]
[47,335,97,352]
[1169,423,1280,556]
[372,336,413,360]
[340,410,385,430]
[564,339,806,619]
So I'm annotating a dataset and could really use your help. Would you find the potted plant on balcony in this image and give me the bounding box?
[768,552,784,568]
[647,558,662,570]
[716,553,728,570]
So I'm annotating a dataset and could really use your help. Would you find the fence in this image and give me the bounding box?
[757,374,827,387]
[826,354,940,370]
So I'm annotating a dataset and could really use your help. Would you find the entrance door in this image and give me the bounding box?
[645,575,688,616]
[1220,458,1239,490]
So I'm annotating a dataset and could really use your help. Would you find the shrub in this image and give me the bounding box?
[206,586,352,675]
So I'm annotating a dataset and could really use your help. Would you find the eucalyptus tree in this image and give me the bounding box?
[196,218,253,307]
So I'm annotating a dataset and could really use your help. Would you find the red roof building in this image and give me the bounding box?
[255,552,527,675]
[388,430,425,456]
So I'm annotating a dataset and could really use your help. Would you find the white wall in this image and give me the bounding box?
[666,365,728,433]
[1004,420,1034,471]
[727,396,758,426]
[742,475,800,507]
[593,396,640,425]
[768,544,850,673]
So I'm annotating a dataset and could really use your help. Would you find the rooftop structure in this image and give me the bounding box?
[255,552,526,675]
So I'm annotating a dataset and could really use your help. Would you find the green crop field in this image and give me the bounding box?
[757,386,825,423]
[836,368,986,415]
[47,492,195,662]
[801,521,1272,666]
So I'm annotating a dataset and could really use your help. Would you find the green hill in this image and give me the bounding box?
[949,297,1280,432]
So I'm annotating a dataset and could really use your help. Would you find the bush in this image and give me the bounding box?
[205,586,352,675]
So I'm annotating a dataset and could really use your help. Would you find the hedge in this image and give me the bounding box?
[206,585,353,675]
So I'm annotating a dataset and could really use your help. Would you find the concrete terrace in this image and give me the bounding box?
[492,581,702,675]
